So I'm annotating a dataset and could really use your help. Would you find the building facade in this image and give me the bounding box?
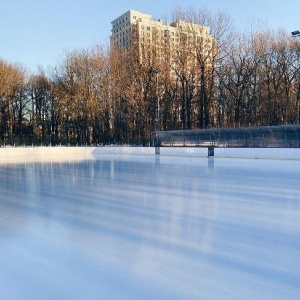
[110,10,214,66]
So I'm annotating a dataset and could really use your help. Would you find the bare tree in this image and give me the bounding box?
[28,67,52,144]
[0,59,26,145]
[171,7,233,129]
[52,46,110,145]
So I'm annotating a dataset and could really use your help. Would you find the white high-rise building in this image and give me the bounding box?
[110,10,214,64]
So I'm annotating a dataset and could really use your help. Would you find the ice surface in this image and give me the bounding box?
[0,155,299,300]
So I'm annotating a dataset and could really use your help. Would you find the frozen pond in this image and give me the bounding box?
[0,155,299,299]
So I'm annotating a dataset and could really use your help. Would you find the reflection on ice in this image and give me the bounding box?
[0,156,299,300]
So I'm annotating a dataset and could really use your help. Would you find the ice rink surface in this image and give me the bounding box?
[0,154,299,299]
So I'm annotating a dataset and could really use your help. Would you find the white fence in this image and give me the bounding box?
[1,146,300,164]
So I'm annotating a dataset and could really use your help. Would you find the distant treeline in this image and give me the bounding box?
[1,8,300,146]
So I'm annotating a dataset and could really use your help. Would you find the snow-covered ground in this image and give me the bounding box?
[0,150,299,299]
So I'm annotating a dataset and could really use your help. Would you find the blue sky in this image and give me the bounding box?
[1,0,299,72]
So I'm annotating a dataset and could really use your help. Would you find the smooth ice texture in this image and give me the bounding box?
[0,155,299,300]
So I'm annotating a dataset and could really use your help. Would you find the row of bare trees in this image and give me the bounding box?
[1,8,300,146]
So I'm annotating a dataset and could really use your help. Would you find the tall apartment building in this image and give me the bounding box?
[110,10,214,66]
